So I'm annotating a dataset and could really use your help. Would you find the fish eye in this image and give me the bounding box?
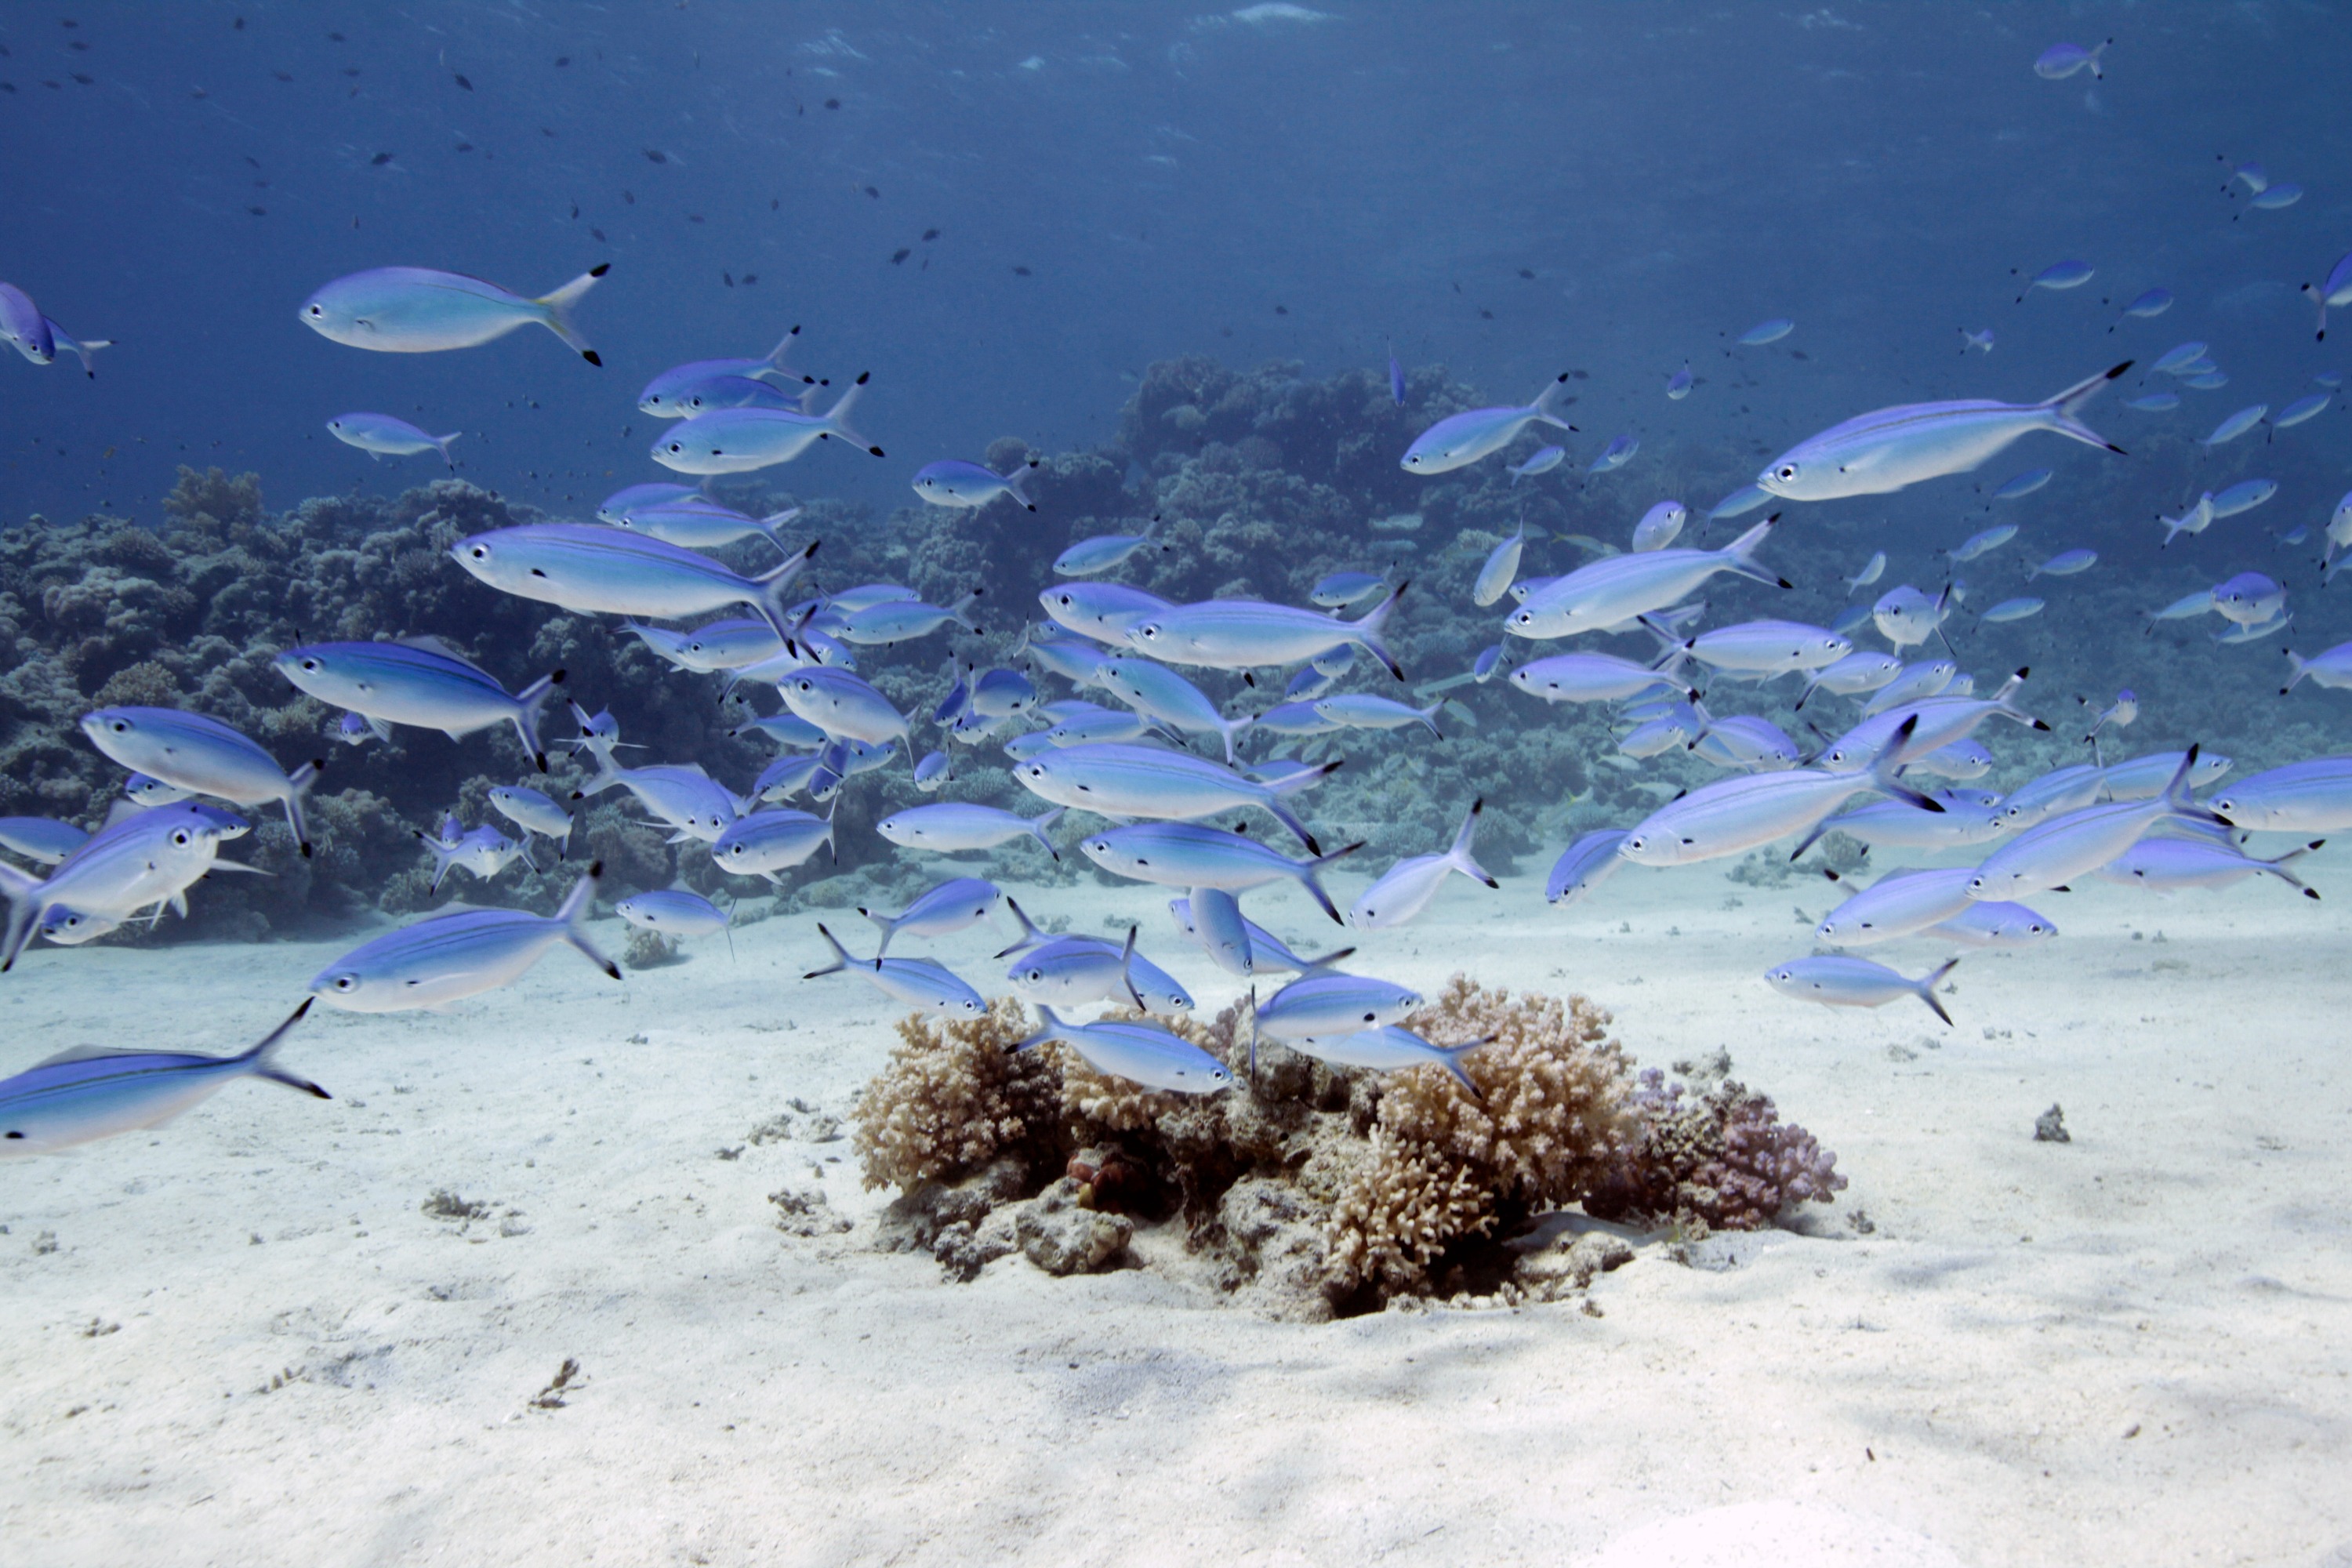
[301,659,318,670]
[1776,464,1798,481]
[333,975,357,991]
[470,545,488,559]
[307,304,323,317]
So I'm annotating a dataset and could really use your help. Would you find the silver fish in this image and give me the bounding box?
[1473,525,1526,606]
[996,903,1193,1014]
[1926,903,2056,948]
[776,666,909,748]
[1096,659,1253,762]
[1014,742,1334,850]
[858,877,1001,956]
[1038,582,1175,641]
[1276,1026,1489,1094]
[2094,838,2320,898]
[651,379,883,473]
[1348,799,1495,929]
[1766,956,1958,1024]
[0,1000,326,1157]
[1125,586,1406,680]
[1080,823,1361,921]
[275,637,561,770]
[1621,718,1937,866]
[614,889,731,938]
[1508,518,1784,640]
[804,924,985,1018]
[310,868,617,1011]
[1166,895,1353,975]
[2209,758,2352,833]
[1016,1004,1229,1094]
[1544,830,1629,906]
[300,263,608,361]
[0,818,90,866]
[1054,521,1163,577]
[1796,651,1903,709]
[876,803,1063,858]
[81,707,322,855]
[452,525,817,644]
[1758,363,2128,501]
[1631,501,1687,553]
[1968,750,2224,900]
[1508,651,1690,706]
[1254,971,1422,1040]
[1400,374,1577,474]
[1681,619,1851,676]
[1815,867,1978,946]
[712,808,836,885]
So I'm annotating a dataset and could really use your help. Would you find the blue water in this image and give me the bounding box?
[6,2,2346,533]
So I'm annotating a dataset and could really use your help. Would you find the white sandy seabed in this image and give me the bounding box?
[2,845,2349,1568]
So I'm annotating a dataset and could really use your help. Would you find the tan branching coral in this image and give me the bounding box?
[1382,975,1639,1207]
[852,997,1061,1191]
[1324,1131,1494,1294]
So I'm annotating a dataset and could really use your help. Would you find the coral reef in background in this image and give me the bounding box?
[850,975,1845,1317]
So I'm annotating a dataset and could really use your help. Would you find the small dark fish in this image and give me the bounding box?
[863,185,880,198]
[590,227,606,241]
[923,228,940,240]
[644,148,667,163]
[569,202,579,218]
[891,248,909,264]
[723,272,734,287]
[1013,265,1032,277]
[825,97,840,108]
[1275,304,1288,315]
[455,141,473,152]
[741,273,757,285]
[273,71,292,82]
[1518,268,1534,279]
[328,31,345,40]
[622,190,634,204]
[453,72,472,89]
[370,151,392,165]
[72,72,93,85]
[1479,308,1494,319]
[248,205,267,216]
[688,213,703,223]
[341,66,358,76]
[555,56,570,66]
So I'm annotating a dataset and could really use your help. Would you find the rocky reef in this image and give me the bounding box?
[850,976,1846,1319]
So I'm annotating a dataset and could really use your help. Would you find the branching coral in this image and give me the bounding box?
[1584,1068,1848,1232]
[852,996,1062,1192]
[1323,1131,1495,1295]
[1383,976,1639,1207]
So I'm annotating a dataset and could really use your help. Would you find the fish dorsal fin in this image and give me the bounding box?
[396,633,489,674]
[34,1044,127,1067]
[100,799,147,829]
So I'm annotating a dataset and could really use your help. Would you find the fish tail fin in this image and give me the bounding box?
[433,431,462,468]
[2161,742,2228,826]
[2306,285,2329,343]
[2041,361,2131,454]
[802,920,856,980]
[763,324,804,376]
[1296,943,1356,973]
[67,337,111,377]
[1532,372,1577,432]
[1447,798,1498,888]
[753,539,822,644]
[949,587,985,633]
[754,506,804,548]
[1301,841,1367,924]
[1719,514,1789,589]
[1916,958,1959,1025]
[993,895,1050,960]
[1868,716,1946,814]
[1014,1004,1065,1054]
[0,859,47,974]
[2261,840,2322,893]
[855,903,898,958]
[237,998,331,1098]
[821,373,884,457]
[1029,807,1065,862]
[554,862,619,980]
[1416,698,1446,739]
[2283,651,2310,693]
[511,670,562,771]
[533,263,609,365]
[1116,924,1147,1011]
[1002,457,1040,511]
[1348,581,1408,681]
[284,757,324,858]
[1217,711,1253,766]
[1434,1036,1493,1098]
